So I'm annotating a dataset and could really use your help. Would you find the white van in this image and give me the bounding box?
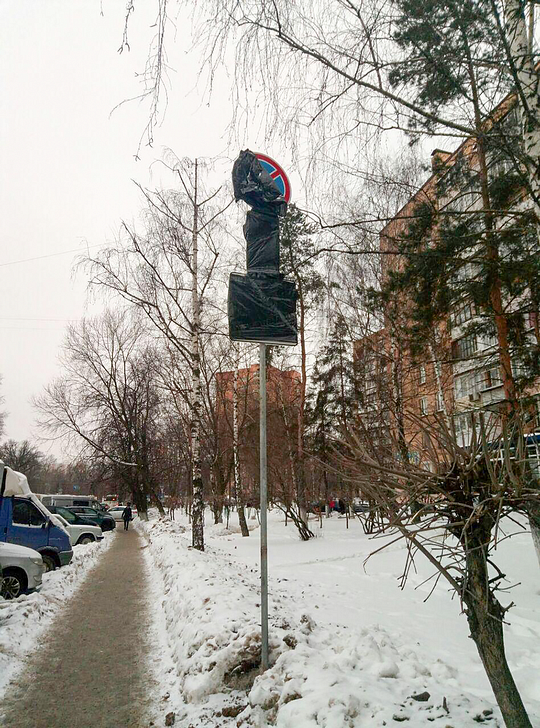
[38,494,106,511]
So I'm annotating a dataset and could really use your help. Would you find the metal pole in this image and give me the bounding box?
[259,343,269,671]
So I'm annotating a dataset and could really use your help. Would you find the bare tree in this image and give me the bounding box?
[0,440,44,486]
[86,158,231,549]
[35,312,164,518]
[336,412,537,728]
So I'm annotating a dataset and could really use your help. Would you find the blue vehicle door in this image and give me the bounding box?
[7,497,48,550]
[0,497,11,542]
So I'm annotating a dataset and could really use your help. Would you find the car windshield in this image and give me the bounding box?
[56,507,76,523]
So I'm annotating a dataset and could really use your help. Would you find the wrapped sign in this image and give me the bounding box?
[229,150,297,346]
[228,273,298,346]
[244,208,280,275]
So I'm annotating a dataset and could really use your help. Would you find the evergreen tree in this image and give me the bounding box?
[306,313,357,510]
[308,313,357,435]
[279,204,326,535]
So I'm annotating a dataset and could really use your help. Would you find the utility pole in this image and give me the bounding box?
[259,343,269,670]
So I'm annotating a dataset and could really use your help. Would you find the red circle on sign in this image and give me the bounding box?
[255,152,292,203]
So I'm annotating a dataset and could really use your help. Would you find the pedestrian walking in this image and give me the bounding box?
[122,503,133,531]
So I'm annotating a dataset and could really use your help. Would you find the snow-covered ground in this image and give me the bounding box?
[140,510,540,727]
[0,531,115,695]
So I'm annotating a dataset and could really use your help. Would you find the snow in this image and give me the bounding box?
[0,530,115,695]
[2,466,31,497]
[139,510,540,727]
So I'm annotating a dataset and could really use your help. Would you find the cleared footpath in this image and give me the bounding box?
[0,527,157,728]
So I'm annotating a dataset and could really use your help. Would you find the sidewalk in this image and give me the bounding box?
[0,528,156,728]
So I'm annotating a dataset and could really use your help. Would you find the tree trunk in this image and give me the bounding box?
[212,502,222,524]
[527,501,540,568]
[321,414,331,518]
[190,159,204,552]
[505,0,540,229]
[153,493,166,517]
[296,290,310,532]
[462,524,532,728]
[132,488,149,520]
[283,504,314,541]
[391,332,409,466]
[233,359,249,537]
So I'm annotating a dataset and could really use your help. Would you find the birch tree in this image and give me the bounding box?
[86,158,231,550]
[233,348,250,536]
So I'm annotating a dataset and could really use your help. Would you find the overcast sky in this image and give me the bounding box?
[0,1,295,459]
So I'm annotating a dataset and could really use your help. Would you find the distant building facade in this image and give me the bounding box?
[215,363,301,502]
[355,97,540,470]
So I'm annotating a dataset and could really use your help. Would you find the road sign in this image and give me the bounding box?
[255,153,292,203]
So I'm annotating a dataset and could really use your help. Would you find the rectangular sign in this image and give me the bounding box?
[228,273,298,346]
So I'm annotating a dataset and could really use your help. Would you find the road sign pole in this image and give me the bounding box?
[259,343,269,671]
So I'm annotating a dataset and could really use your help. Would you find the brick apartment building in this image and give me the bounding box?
[356,96,540,469]
[215,363,301,501]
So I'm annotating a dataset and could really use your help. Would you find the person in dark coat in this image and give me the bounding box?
[122,503,133,531]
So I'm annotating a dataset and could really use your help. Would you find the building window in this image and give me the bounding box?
[454,374,467,399]
[455,261,479,284]
[419,365,426,384]
[455,370,481,399]
[454,413,472,436]
[511,359,526,378]
[453,334,477,359]
[485,366,502,389]
[436,391,444,411]
[452,300,475,326]
[445,190,481,214]
[482,328,498,349]
[420,396,428,416]
[488,155,514,181]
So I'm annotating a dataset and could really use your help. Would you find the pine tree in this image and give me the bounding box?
[375,102,539,728]
[279,204,326,534]
[306,313,357,511]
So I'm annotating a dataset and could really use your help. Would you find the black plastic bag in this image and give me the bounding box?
[232,149,285,209]
[244,208,280,275]
[228,273,298,346]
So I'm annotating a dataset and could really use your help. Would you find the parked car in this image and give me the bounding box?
[66,506,116,531]
[352,498,371,514]
[107,505,138,522]
[0,542,45,599]
[45,506,103,545]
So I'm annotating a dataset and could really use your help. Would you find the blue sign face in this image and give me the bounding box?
[255,153,292,202]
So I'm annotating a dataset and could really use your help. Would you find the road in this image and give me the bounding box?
[0,527,157,728]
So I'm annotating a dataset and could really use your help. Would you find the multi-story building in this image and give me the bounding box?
[215,363,301,501]
[356,97,540,468]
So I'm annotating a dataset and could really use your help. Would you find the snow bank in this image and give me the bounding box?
[0,531,115,694]
[139,516,505,727]
[139,518,275,703]
[248,622,495,727]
